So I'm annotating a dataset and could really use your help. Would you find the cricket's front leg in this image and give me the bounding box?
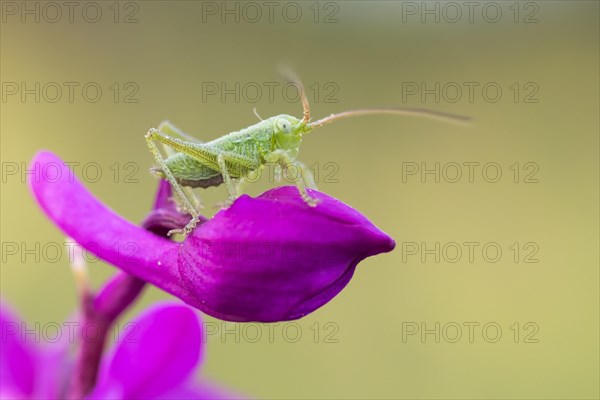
[265,150,319,207]
[290,159,317,190]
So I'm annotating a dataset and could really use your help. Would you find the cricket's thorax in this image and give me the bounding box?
[209,119,275,160]
[211,115,303,160]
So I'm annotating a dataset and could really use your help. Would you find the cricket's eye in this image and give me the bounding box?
[276,118,291,134]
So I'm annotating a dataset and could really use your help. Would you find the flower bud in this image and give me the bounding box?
[29,151,395,322]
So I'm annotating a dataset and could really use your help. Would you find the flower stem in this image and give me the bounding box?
[67,273,146,399]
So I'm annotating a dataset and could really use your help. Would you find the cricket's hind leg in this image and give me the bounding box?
[158,120,204,144]
[146,128,202,236]
[156,121,205,210]
[151,122,205,211]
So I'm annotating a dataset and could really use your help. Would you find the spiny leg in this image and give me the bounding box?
[158,120,204,144]
[154,125,204,210]
[288,159,317,190]
[146,128,201,236]
[217,153,238,207]
[266,150,319,206]
[156,121,204,210]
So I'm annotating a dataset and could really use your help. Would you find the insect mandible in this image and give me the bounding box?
[145,73,469,237]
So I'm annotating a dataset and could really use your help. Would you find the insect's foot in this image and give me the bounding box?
[303,195,320,207]
[167,228,185,237]
[168,216,200,237]
[214,198,235,210]
[225,195,239,207]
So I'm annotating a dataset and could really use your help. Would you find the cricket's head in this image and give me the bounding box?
[271,114,311,153]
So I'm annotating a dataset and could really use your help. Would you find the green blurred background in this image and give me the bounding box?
[1,1,598,398]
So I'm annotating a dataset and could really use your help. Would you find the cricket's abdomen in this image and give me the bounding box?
[154,153,224,188]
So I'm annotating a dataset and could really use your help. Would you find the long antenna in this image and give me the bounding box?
[278,66,311,123]
[309,108,471,128]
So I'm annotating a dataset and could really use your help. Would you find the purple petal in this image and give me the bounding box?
[89,303,202,399]
[33,345,72,400]
[28,151,195,306]
[0,303,36,398]
[179,187,395,322]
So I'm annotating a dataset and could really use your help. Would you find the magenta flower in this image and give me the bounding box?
[0,304,66,399]
[0,302,236,399]
[30,151,395,322]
